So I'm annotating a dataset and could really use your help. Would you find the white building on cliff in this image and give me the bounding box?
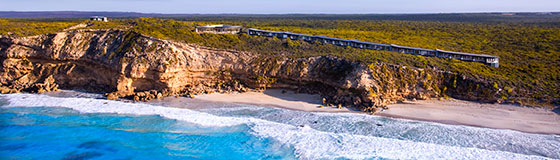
[90,16,108,22]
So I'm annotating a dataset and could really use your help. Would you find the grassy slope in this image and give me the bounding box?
[1,15,559,105]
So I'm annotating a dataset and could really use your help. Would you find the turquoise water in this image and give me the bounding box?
[1,93,559,159]
[0,107,294,160]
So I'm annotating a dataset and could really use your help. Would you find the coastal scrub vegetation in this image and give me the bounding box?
[0,18,80,36]
[129,17,560,105]
[1,14,559,105]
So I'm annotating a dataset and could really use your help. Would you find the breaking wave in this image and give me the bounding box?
[1,93,557,159]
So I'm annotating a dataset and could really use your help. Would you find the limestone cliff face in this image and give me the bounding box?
[0,29,503,112]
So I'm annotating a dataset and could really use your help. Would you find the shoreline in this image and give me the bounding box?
[378,99,560,135]
[41,90,560,135]
[184,89,560,135]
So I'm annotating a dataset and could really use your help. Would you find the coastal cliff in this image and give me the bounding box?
[0,29,505,112]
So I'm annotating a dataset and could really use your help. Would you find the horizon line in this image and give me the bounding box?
[1,10,559,15]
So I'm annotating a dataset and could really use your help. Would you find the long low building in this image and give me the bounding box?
[196,25,242,34]
[247,28,499,67]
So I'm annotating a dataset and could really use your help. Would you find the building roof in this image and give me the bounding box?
[436,49,498,58]
[284,32,305,36]
[315,36,350,42]
[248,28,269,31]
[391,44,434,51]
[354,40,391,46]
[197,25,242,29]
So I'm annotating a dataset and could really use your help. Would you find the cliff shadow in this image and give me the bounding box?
[262,89,362,111]
[42,89,106,99]
[553,107,560,115]
[262,89,322,105]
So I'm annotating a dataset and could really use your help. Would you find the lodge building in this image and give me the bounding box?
[246,28,499,67]
[195,25,242,34]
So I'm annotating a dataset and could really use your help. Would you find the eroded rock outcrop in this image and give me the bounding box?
[0,29,504,112]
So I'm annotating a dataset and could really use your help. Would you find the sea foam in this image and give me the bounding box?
[200,106,560,158]
[1,93,553,160]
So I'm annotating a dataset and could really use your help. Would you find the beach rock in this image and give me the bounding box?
[369,108,378,115]
[149,90,158,96]
[156,93,163,99]
[0,86,12,94]
[106,93,118,100]
[136,92,146,97]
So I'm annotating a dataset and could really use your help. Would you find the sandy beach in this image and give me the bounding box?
[379,99,560,135]
[193,89,358,113]
[181,89,560,135]
[45,89,560,135]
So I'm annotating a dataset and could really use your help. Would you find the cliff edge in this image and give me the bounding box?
[0,29,505,112]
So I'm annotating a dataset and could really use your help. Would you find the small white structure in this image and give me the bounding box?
[90,16,108,22]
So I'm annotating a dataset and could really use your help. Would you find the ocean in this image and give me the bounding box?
[1,93,559,160]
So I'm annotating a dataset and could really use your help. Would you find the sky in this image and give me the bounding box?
[0,0,559,14]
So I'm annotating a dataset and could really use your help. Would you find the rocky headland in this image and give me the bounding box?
[0,29,510,113]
